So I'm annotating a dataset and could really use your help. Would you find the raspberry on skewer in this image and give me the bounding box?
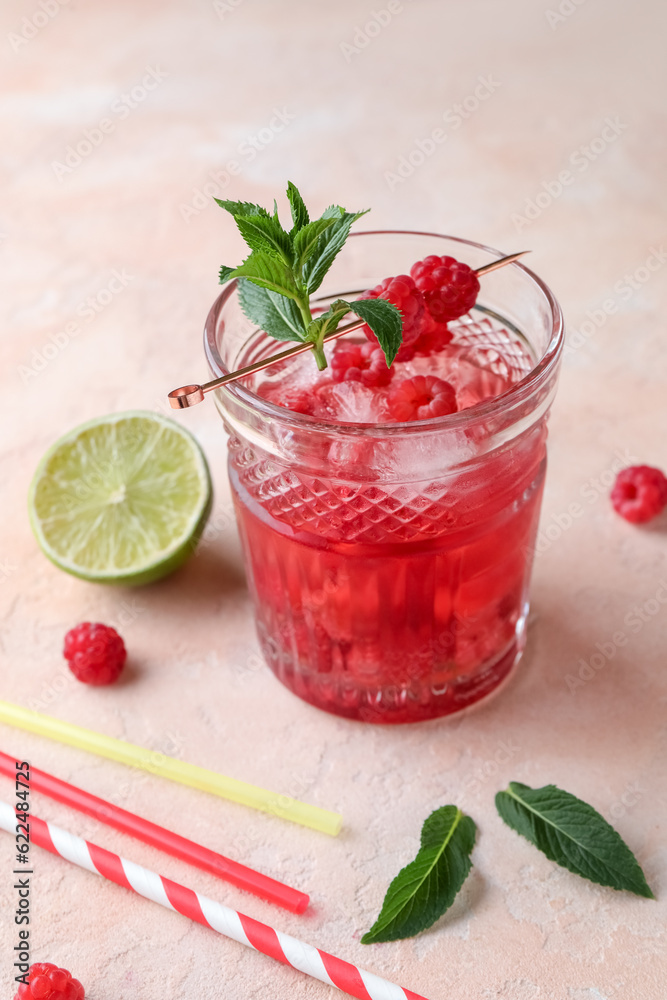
[358,274,424,361]
[410,254,480,323]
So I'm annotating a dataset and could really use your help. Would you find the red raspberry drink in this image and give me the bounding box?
[206,233,564,722]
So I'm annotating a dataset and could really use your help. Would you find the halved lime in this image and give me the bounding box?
[28,411,212,585]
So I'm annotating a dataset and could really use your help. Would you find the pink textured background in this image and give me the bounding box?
[1,1,666,997]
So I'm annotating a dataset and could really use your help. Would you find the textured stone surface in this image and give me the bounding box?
[1,1,666,997]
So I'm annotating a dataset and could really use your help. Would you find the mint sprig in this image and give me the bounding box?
[496,782,654,898]
[361,805,476,944]
[217,182,402,370]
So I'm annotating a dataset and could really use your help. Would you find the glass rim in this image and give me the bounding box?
[204,229,565,434]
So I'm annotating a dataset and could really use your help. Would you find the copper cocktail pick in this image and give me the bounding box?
[167,250,530,409]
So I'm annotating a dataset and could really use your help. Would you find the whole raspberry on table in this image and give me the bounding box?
[388,375,458,421]
[63,622,126,685]
[331,341,392,387]
[410,254,480,322]
[610,465,667,523]
[14,963,85,1000]
[360,275,424,359]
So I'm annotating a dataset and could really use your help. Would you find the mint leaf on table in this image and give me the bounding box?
[216,184,399,371]
[346,297,403,366]
[361,806,476,944]
[495,782,655,899]
[238,280,307,342]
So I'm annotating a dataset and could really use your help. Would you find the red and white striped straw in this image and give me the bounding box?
[0,802,429,1000]
[0,751,308,913]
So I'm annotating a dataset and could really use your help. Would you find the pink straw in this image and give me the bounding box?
[0,752,308,914]
[0,801,429,1000]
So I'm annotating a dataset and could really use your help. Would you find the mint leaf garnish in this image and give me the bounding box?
[304,298,351,345]
[218,265,236,284]
[361,805,476,944]
[495,782,655,899]
[214,198,270,219]
[235,213,292,263]
[286,181,309,232]
[302,208,369,294]
[347,297,403,366]
[293,218,337,270]
[229,252,300,300]
[238,280,307,342]
[215,185,399,371]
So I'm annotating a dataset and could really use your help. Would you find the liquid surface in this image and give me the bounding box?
[250,313,534,423]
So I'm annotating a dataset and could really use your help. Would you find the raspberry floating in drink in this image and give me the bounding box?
[63,622,126,685]
[610,465,667,523]
[387,375,457,421]
[331,341,393,387]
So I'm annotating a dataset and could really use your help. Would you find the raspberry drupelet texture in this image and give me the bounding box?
[14,963,85,1000]
[63,622,126,685]
[387,375,458,421]
[412,312,454,356]
[360,274,424,360]
[331,341,392,387]
[610,465,667,523]
[410,254,480,323]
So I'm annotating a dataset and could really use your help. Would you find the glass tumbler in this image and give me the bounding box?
[205,231,564,723]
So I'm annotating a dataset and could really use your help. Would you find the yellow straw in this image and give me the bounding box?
[0,701,342,836]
